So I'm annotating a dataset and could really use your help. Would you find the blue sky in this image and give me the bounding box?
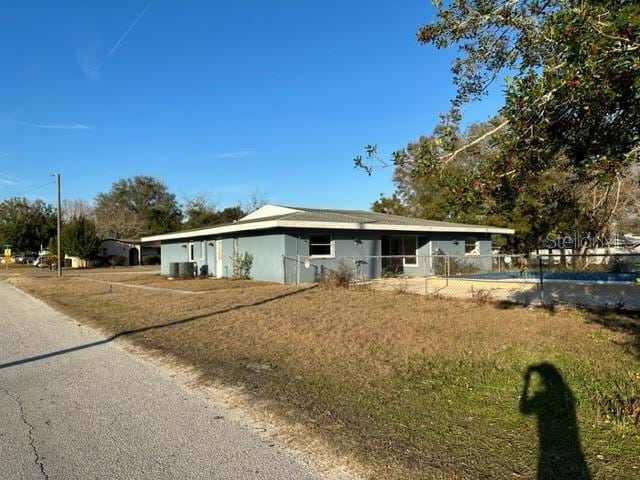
[0,1,502,210]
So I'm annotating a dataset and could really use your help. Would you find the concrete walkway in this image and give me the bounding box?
[69,276,208,295]
[0,281,325,479]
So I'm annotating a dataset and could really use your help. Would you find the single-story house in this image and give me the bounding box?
[142,205,514,283]
[100,239,161,266]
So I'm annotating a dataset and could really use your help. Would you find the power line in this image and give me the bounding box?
[12,180,56,197]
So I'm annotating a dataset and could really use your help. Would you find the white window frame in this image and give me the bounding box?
[309,234,334,259]
[188,242,195,262]
[201,240,206,260]
[464,237,480,255]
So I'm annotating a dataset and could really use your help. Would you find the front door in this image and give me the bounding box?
[128,247,139,266]
[215,240,223,278]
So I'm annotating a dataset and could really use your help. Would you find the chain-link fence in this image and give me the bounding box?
[284,253,640,311]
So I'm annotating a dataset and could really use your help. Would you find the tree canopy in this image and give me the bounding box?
[181,194,244,229]
[0,197,56,253]
[94,176,182,238]
[422,0,639,174]
[373,119,640,251]
[62,198,95,223]
[60,215,101,262]
[359,0,639,249]
[182,194,218,229]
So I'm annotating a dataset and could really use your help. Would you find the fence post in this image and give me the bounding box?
[424,256,429,296]
[446,255,450,288]
[296,254,300,285]
[353,257,357,284]
[282,255,286,283]
[538,256,545,306]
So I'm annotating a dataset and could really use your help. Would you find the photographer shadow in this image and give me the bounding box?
[519,362,590,480]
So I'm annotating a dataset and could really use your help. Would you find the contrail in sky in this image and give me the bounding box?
[91,0,157,79]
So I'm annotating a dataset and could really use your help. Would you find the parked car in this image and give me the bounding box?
[34,255,58,269]
[14,253,37,264]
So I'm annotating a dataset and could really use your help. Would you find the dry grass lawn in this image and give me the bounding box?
[8,273,640,479]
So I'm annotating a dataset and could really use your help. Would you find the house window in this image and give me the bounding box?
[188,242,195,261]
[309,235,333,257]
[233,238,239,254]
[465,237,479,254]
[389,235,417,265]
[201,241,206,260]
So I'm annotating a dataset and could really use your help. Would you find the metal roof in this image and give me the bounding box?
[141,204,514,242]
[250,206,498,229]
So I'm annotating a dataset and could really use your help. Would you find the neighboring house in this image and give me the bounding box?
[142,205,514,283]
[65,255,87,268]
[100,239,161,266]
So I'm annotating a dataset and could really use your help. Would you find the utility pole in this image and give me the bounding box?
[55,173,62,277]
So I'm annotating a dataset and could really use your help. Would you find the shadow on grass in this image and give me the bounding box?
[0,285,317,370]
[582,309,640,358]
[496,300,558,315]
[496,299,640,358]
[495,297,640,332]
[520,362,590,480]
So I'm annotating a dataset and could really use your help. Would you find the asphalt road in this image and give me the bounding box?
[0,281,324,479]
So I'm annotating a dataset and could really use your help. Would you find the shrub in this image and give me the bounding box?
[432,250,481,276]
[107,254,126,267]
[432,249,447,276]
[450,259,481,275]
[43,255,57,269]
[589,375,640,429]
[320,260,353,288]
[382,264,404,277]
[394,279,410,294]
[142,255,161,265]
[609,256,633,273]
[230,251,253,279]
[88,257,108,268]
[471,288,494,304]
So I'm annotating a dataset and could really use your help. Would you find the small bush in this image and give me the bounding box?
[432,252,447,276]
[590,376,640,430]
[88,257,108,268]
[394,279,410,294]
[432,249,482,276]
[107,254,126,267]
[471,288,494,304]
[43,255,57,269]
[608,256,634,273]
[382,265,404,277]
[320,260,353,288]
[231,251,253,279]
[142,255,161,265]
[449,257,481,275]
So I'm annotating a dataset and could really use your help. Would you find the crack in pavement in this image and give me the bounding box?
[1,385,50,480]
